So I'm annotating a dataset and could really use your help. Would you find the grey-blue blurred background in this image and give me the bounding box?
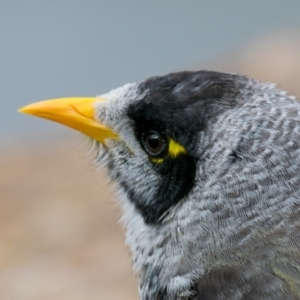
[1,1,300,299]
[2,1,300,140]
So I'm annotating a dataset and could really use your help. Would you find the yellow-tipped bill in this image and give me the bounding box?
[18,97,119,144]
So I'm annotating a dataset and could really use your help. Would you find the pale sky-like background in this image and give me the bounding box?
[1,1,300,140]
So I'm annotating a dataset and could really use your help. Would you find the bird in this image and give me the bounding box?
[19,70,300,300]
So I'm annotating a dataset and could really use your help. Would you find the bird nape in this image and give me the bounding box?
[19,71,300,300]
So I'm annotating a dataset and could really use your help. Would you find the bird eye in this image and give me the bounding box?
[142,131,165,156]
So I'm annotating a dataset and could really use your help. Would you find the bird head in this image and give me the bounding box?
[20,71,244,225]
[20,71,293,297]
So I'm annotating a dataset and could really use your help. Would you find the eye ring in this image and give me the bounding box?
[142,131,166,157]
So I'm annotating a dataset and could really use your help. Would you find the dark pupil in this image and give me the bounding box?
[146,133,162,153]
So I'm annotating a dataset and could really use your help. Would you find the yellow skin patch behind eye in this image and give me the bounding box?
[151,138,187,164]
[168,138,187,157]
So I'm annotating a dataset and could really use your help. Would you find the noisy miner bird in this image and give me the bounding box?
[19,71,300,300]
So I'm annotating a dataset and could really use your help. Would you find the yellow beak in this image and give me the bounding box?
[18,97,119,144]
